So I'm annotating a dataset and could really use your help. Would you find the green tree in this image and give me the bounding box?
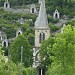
[40,37,55,67]
[23,67,36,75]
[10,34,33,67]
[40,25,75,75]
[0,61,20,75]
[46,25,75,75]
[27,33,34,46]
[0,44,20,75]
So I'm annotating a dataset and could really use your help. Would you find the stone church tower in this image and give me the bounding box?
[33,0,50,75]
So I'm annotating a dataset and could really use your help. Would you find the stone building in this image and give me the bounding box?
[16,28,23,37]
[4,0,10,9]
[53,9,60,19]
[2,39,9,47]
[33,0,50,75]
[30,4,37,14]
[0,31,7,41]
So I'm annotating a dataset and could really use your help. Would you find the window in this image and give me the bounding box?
[4,41,6,47]
[39,32,45,43]
[32,8,34,13]
[6,3,8,8]
[18,32,21,35]
[55,13,58,18]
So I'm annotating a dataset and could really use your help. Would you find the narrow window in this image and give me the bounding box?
[18,32,21,35]
[39,32,45,43]
[4,41,6,47]
[55,13,58,18]
[32,8,34,13]
[6,4,8,8]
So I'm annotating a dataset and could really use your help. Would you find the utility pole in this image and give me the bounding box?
[20,46,23,75]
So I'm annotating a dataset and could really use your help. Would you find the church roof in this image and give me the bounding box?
[35,0,49,29]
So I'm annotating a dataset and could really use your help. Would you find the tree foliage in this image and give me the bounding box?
[40,25,75,75]
[10,35,33,67]
[40,37,55,67]
[23,67,36,75]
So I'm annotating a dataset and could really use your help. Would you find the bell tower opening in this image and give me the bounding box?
[39,32,45,43]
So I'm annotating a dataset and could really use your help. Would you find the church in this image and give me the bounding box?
[33,0,50,75]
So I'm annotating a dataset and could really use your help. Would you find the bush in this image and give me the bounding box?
[49,24,60,32]
[48,16,59,23]
[23,67,36,75]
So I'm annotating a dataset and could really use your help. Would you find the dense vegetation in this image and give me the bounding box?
[10,35,33,67]
[0,0,75,16]
[0,8,36,41]
[46,0,75,16]
[40,25,75,75]
[0,0,75,75]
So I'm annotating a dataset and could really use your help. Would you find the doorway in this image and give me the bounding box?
[32,8,34,13]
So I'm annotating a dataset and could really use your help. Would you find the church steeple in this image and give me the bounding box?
[35,0,48,29]
[33,0,50,68]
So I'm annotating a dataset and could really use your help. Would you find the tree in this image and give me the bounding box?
[10,34,33,67]
[0,61,20,75]
[53,25,75,75]
[40,25,75,75]
[23,67,36,75]
[39,37,55,67]
[0,43,20,75]
[27,33,34,46]
[46,25,75,75]
[0,43,5,62]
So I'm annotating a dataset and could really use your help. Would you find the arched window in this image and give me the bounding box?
[18,32,21,35]
[32,8,34,13]
[4,41,6,47]
[39,32,45,43]
[55,13,58,18]
[6,3,8,8]
[43,33,45,41]
[39,33,41,43]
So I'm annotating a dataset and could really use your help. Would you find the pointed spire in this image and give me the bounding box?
[35,0,49,29]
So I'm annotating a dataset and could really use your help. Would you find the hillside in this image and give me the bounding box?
[0,0,75,16]
[0,0,75,39]
[0,0,75,75]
